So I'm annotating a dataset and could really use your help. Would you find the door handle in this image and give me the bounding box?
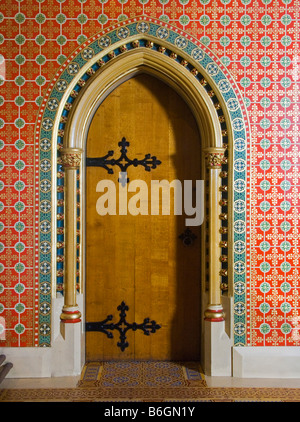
[178,228,197,246]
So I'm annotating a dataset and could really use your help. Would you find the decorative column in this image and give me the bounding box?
[59,148,83,323]
[204,147,226,322]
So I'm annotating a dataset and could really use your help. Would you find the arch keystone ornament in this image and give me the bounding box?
[35,17,250,376]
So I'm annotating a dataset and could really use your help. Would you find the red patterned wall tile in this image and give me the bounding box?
[0,41,20,61]
[20,20,41,40]
[19,41,40,61]
[0,0,299,348]
[17,0,40,19]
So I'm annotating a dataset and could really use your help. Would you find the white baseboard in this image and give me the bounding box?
[4,345,300,379]
[0,347,52,378]
[0,323,85,378]
[1,294,85,379]
[233,346,300,378]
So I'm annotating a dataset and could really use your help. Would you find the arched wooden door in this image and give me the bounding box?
[85,73,202,361]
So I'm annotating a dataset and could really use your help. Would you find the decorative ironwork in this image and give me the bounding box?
[86,137,161,186]
[85,301,161,352]
[178,228,197,246]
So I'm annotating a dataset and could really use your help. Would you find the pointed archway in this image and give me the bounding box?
[35,17,249,375]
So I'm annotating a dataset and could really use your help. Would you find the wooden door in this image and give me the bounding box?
[85,74,202,361]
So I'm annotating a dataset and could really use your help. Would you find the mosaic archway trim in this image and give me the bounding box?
[34,17,250,347]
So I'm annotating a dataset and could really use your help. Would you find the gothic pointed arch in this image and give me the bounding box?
[34,17,250,348]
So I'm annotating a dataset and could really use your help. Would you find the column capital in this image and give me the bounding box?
[60,148,83,169]
[204,147,226,169]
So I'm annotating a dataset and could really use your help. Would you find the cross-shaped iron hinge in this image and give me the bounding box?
[86,137,162,186]
[85,301,161,352]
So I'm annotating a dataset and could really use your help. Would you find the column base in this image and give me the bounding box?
[60,305,82,323]
[204,318,231,376]
[204,304,225,322]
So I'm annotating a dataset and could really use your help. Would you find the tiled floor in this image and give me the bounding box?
[2,361,300,402]
[2,370,300,389]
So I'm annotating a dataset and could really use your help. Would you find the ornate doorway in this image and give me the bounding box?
[85,74,202,361]
[35,17,249,375]
[56,43,235,374]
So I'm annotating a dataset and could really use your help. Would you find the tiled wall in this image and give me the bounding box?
[0,0,299,347]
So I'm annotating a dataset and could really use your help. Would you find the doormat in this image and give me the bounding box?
[77,361,103,386]
[77,361,207,388]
